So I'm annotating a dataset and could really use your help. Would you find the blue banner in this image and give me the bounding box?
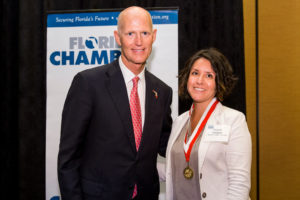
[47,10,178,27]
[46,8,178,200]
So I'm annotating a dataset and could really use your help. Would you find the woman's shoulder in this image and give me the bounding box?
[220,104,245,116]
[173,111,189,125]
[216,103,246,124]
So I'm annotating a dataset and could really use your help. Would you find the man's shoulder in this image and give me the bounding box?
[145,71,171,91]
[78,60,118,78]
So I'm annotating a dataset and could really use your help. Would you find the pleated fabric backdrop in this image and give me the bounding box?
[1,0,245,199]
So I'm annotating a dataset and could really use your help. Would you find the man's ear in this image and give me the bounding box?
[114,30,121,46]
[152,29,157,43]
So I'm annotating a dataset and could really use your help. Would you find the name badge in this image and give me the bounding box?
[204,124,230,142]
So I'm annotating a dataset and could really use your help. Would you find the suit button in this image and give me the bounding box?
[202,192,207,198]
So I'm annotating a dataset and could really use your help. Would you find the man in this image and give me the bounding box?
[57,6,173,200]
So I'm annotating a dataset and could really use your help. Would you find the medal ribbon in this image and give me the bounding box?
[184,98,219,162]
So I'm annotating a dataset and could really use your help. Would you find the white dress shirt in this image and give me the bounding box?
[119,58,146,129]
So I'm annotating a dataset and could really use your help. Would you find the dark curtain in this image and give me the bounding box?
[1,0,245,199]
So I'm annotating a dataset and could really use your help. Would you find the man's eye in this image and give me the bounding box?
[142,32,148,35]
[128,32,133,36]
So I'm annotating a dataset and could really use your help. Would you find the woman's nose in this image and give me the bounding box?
[196,75,204,83]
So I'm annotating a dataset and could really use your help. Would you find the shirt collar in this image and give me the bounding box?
[119,58,145,85]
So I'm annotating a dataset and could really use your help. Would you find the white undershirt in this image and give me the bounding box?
[119,58,146,129]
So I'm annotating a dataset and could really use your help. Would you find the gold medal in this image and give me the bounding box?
[183,166,194,179]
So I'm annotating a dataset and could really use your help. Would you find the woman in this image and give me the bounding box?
[164,48,252,200]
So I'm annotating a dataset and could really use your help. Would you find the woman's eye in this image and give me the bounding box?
[191,71,198,75]
[207,73,214,78]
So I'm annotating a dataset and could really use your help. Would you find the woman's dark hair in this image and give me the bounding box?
[178,48,238,102]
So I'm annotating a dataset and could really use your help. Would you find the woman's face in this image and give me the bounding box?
[187,58,216,106]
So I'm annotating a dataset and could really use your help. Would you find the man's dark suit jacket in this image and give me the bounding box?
[57,60,173,200]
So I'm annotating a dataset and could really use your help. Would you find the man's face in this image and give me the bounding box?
[114,12,157,74]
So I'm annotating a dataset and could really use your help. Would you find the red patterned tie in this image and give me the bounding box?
[130,76,142,198]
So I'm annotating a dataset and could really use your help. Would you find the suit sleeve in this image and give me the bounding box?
[158,87,173,157]
[57,73,93,200]
[226,114,252,200]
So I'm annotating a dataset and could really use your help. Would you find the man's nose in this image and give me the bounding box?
[135,34,142,45]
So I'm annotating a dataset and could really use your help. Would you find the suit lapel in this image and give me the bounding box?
[167,113,189,157]
[138,71,157,152]
[105,61,137,153]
